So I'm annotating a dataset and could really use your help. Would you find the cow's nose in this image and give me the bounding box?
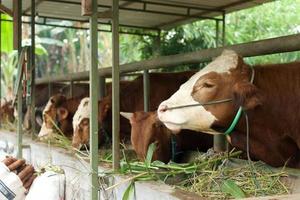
[158,104,168,113]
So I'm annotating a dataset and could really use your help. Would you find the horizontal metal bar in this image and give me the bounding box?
[121,0,224,13]
[1,18,158,37]
[36,33,300,84]
[25,13,160,31]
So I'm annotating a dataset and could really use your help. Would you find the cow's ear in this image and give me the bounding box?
[120,112,133,123]
[99,100,111,121]
[57,108,69,120]
[233,82,263,110]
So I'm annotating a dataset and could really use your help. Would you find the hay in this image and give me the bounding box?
[0,120,17,132]
[179,156,290,199]
[97,147,291,199]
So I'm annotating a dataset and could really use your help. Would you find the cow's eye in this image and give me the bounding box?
[203,82,215,88]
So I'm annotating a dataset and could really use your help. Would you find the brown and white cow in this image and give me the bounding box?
[71,72,196,148]
[121,111,213,163]
[23,83,89,131]
[38,94,86,138]
[158,50,300,168]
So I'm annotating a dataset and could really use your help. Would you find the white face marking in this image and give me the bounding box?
[72,98,90,132]
[0,99,5,107]
[38,99,55,137]
[157,50,239,133]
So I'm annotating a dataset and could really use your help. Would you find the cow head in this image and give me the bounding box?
[72,97,109,149]
[158,50,263,134]
[38,94,69,137]
[0,99,15,123]
[121,111,172,163]
[72,98,90,149]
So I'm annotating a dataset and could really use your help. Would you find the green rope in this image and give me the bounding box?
[224,107,243,136]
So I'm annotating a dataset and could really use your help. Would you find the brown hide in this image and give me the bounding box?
[71,81,130,148]
[191,61,300,168]
[115,71,196,136]
[23,83,89,130]
[129,111,213,163]
[72,71,196,148]
[0,100,14,123]
[41,94,85,138]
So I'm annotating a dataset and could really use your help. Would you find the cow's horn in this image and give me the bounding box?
[120,112,133,120]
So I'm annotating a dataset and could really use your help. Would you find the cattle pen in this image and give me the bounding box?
[1,0,300,199]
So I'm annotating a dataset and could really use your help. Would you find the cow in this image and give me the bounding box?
[120,111,213,163]
[38,82,112,139]
[23,83,89,131]
[38,94,86,138]
[158,50,300,168]
[71,71,196,149]
[0,99,14,123]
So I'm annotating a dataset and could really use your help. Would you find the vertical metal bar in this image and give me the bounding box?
[48,82,52,98]
[215,19,219,48]
[69,80,73,97]
[143,70,150,112]
[143,30,160,112]
[112,0,120,170]
[0,0,2,128]
[89,0,99,199]
[14,0,22,159]
[213,13,226,153]
[99,76,106,99]
[222,12,226,46]
[30,0,36,138]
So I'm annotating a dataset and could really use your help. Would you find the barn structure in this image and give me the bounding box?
[1,0,300,199]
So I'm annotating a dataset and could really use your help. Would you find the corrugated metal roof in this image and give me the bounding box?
[2,0,273,30]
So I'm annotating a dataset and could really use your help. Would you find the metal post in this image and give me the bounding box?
[215,20,219,47]
[48,82,52,98]
[69,80,73,97]
[222,12,226,46]
[213,13,226,153]
[89,0,99,199]
[13,0,22,159]
[99,76,106,99]
[30,0,36,137]
[112,0,120,170]
[0,0,2,127]
[143,70,150,111]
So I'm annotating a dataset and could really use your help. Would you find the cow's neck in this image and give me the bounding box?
[63,97,82,115]
[230,62,300,167]
[243,63,300,138]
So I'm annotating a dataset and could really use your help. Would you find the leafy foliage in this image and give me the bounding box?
[221,179,246,199]
[1,14,13,53]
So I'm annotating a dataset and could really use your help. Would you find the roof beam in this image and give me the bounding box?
[158,0,258,29]
[0,3,13,16]
[120,0,223,12]
[23,0,46,14]
[44,0,220,22]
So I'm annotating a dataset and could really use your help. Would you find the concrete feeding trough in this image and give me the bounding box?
[0,130,300,200]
